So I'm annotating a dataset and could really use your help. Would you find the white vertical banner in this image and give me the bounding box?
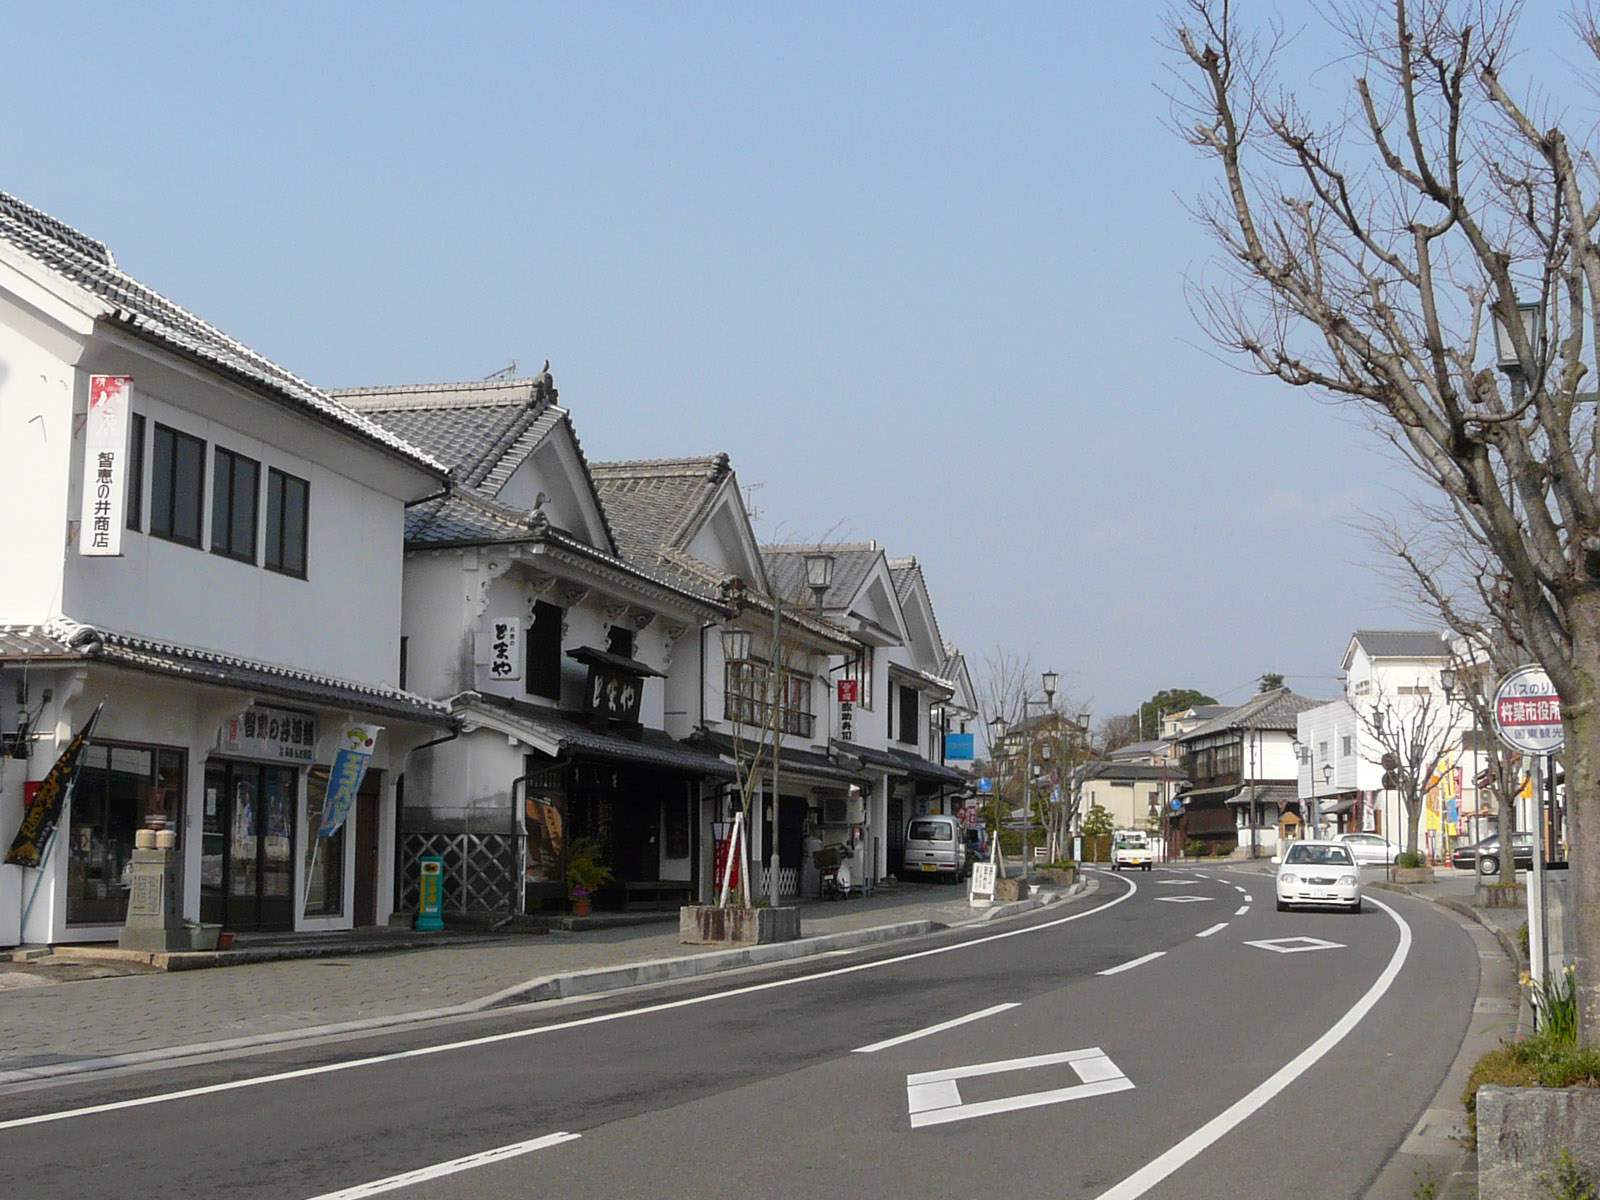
[80,374,133,556]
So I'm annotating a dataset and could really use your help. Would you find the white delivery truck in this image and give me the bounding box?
[1111,829,1154,871]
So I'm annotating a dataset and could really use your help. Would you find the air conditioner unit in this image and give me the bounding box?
[823,794,865,825]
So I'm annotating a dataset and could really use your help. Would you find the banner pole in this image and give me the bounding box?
[14,702,106,939]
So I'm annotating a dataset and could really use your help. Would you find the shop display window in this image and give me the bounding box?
[303,763,345,916]
[67,743,184,926]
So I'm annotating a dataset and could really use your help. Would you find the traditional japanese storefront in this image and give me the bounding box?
[431,693,737,915]
[0,622,453,946]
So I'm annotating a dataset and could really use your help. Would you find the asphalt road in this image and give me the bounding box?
[0,865,1480,1200]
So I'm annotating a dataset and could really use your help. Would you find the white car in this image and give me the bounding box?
[1275,840,1362,913]
[1332,832,1398,867]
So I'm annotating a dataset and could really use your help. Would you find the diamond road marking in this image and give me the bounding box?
[906,1047,1133,1128]
[1154,880,1194,885]
[1154,896,1213,904]
[1244,936,1346,954]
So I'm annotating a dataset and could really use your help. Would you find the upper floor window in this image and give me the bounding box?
[527,600,563,700]
[1398,685,1431,696]
[264,468,309,578]
[898,685,918,747]
[150,423,206,547]
[211,446,260,563]
[606,626,634,658]
[1341,735,1354,757]
[846,646,875,710]
[126,412,145,531]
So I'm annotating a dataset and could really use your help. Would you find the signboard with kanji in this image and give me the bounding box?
[584,663,644,723]
[80,375,133,557]
[487,619,522,681]
[944,732,975,760]
[838,679,859,703]
[1493,664,1564,754]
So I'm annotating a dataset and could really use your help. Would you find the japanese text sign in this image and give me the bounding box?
[80,375,132,557]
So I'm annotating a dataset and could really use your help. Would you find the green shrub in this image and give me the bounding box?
[1184,839,1206,858]
[1462,1032,1600,1147]
[1519,921,1531,961]
[1396,850,1427,869]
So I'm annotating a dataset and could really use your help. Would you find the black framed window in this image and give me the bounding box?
[150,424,205,547]
[211,447,260,562]
[126,412,145,531]
[898,685,918,746]
[606,626,634,658]
[527,600,563,699]
[265,468,309,578]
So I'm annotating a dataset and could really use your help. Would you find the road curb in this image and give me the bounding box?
[0,883,1082,1090]
[1361,881,1524,1200]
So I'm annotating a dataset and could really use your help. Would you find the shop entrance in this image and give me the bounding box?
[202,761,297,931]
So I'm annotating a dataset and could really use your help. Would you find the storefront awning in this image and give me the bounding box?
[884,748,966,785]
[1226,784,1299,808]
[1180,784,1242,806]
[464,694,737,778]
[689,729,869,787]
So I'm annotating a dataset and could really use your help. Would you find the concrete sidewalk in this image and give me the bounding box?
[0,879,1079,1085]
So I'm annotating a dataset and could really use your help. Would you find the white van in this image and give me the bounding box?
[1112,830,1153,871]
[901,815,968,883]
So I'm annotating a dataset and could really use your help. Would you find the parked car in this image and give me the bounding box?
[1331,832,1398,867]
[1451,832,1534,875]
[963,826,987,868]
[1275,840,1362,913]
[901,815,967,883]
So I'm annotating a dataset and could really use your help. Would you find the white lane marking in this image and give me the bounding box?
[907,1047,1134,1128]
[0,872,1143,1131]
[855,1003,1019,1053]
[1093,894,1412,1200]
[1099,951,1165,976]
[304,1131,580,1198]
[1195,923,1229,939]
[1234,905,1249,916]
[1245,936,1345,955]
[1233,885,1247,893]
[1190,874,1210,880]
[1155,896,1212,904]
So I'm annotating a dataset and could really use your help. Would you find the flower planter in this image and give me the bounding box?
[993,877,1030,903]
[678,905,800,945]
[1477,1086,1600,1199]
[1035,867,1076,887]
[571,897,592,918]
[1476,882,1527,909]
[1392,866,1435,884]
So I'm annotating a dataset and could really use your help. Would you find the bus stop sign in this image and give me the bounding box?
[1493,665,1564,754]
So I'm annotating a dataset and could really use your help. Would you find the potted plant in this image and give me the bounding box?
[565,838,612,917]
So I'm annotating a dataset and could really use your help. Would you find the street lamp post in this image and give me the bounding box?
[988,713,1009,862]
[1019,671,1058,872]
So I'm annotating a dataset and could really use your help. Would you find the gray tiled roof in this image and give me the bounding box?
[404,490,724,607]
[1350,630,1451,659]
[333,379,554,488]
[336,376,616,551]
[1080,761,1187,782]
[762,542,883,610]
[469,694,737,779]
[0,191,446,479]
[591,455,732,564]
[0,620,453,726]
[689,728,869,786]
[1107,739,1172,760]
[1179,688,1323,739]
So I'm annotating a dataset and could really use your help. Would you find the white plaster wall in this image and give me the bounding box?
[0,294,77,624]
[401,552,476,699]
[62,377,408,688]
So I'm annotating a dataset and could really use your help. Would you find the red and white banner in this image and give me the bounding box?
[80,375,133,556]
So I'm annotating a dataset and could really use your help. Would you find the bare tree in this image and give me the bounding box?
[1099,713,1142,751]
[1170,0,1600,1044]
[1374,514,1530,884]
[1359,676,1465,857]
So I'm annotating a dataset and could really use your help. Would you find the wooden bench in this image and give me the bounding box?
[619,881,694,911]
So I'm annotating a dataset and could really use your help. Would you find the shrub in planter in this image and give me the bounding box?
[1184,840,1207,859]
[1396,850,1426,869]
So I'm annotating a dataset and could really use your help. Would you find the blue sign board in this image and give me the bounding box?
[944,732,975,761]
[978,777,993,794]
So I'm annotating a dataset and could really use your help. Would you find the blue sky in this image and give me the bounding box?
[12,2,1570,721]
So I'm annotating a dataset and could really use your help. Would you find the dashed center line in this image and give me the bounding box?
[1195,923,1229,938]
[1234,905,1249,916]
[1099,951,1166,976]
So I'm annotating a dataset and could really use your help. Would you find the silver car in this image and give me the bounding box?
[901,815,967,883]
[1332,832,1398,866]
